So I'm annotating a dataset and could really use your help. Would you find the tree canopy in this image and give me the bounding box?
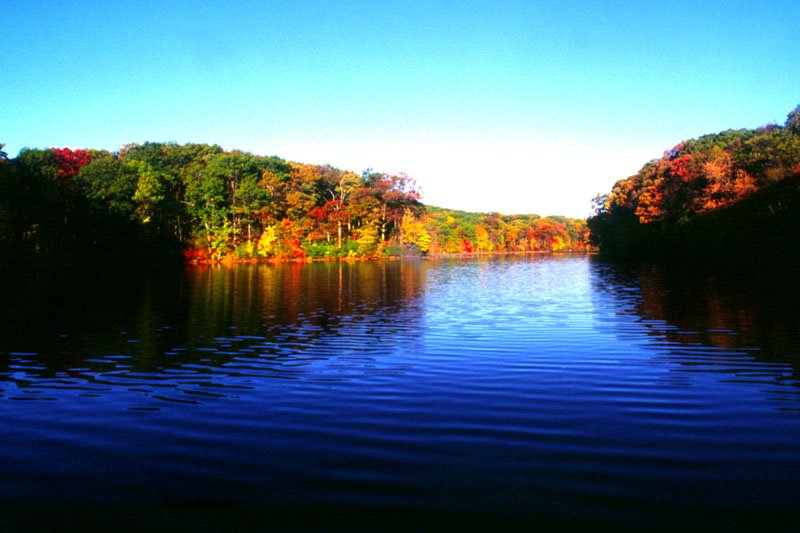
[588,104,800,263]
[0,142,589,267]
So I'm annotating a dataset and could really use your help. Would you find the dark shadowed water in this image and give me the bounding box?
[1,255,799,529]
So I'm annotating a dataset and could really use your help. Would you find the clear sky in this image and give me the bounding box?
[3,0,799,218]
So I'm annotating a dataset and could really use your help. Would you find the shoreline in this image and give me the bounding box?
[186,249,595,266]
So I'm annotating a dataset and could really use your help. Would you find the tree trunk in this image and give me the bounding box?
[204,220,213,256]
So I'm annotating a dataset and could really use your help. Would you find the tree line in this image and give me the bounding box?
[588,104,800,263]
[0,141,588,268]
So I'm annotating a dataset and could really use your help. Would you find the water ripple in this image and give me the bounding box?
[1,257,799,528]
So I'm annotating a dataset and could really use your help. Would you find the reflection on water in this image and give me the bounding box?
[0,256,799,529]
[0,261,429,395]
[592,260,800,377]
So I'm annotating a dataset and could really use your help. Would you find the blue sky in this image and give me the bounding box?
[3,0,799,217]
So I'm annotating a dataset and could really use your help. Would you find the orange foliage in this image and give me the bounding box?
[620,146,761,223]
[695,147,758,213]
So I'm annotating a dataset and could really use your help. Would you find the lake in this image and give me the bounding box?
[1,255,799,529]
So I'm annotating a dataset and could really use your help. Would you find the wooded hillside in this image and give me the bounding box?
[588,105,800,263]
[0,142,588,267]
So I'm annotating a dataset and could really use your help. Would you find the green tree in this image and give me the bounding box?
[786,105,800,136]
[76,153,138,219]
[183,155,231,257]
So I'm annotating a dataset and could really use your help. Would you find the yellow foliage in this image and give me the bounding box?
[444,236,462,253]
[551,235,567,251]
[257,225,278,257]
[475,225,492,252]
[357,220,379,255]
[400,209,432,253]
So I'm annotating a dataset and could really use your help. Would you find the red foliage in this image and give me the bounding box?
[462,239,473,253]
[50,147,93,189]
[50,147,93,177]
[670,154,697,183]
[290,238,304,259]
[308,200,349,223]
[184,249,208,263]
[307,206,329,223]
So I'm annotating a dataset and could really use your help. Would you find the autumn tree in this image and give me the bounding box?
[589,103,800,262]
[399,208,431,254]
[1,138,593,264]
[321,168,360,248]
[363,171,422,243]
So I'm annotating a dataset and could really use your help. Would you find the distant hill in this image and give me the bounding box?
[420,206,588,256]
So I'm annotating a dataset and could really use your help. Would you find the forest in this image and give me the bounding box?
[588,104,800,263]
[0,141,588,268]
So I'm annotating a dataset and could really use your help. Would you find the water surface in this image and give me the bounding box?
[1,256,799,529]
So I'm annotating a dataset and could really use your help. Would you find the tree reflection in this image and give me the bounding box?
[591,258,800,377]
[0,261,429,399]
